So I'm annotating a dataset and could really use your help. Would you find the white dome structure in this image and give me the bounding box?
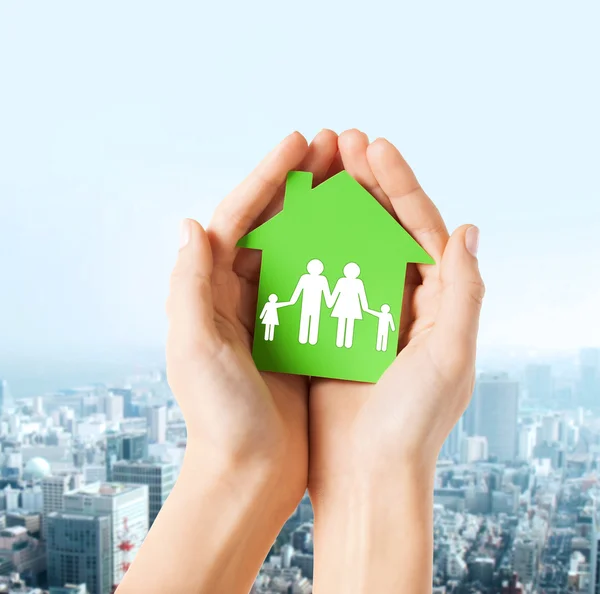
[23,457,51,480]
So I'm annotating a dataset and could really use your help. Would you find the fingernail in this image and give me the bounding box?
[180,219,191,249]
[465,226,480,257]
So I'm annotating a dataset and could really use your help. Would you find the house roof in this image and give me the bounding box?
[237,170,434,265]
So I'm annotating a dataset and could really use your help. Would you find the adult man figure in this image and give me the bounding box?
[288,259,333,345]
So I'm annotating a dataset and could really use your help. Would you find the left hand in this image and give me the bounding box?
[308,129,485,499]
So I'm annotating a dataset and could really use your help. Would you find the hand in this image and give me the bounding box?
[166,130,339,515]
[120,131,342,594]
[309,128,484,480]
[307,129,484,591]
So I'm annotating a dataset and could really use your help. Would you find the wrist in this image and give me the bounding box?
[181,440,303,520]
[309,445,437,512]
[310,458,435,515]
[310,463,435,594]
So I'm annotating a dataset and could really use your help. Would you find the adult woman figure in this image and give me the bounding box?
[330,262,369,348]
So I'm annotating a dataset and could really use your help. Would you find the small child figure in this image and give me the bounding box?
[367,304,396,352]
[259,294,289,341]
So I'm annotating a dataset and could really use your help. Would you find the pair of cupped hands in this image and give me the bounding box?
[166,128,484,519]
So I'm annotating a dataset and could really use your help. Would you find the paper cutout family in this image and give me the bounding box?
[259,259,395,352]
[237,170,434,383]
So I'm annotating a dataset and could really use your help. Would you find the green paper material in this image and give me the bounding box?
[237,170,434,383]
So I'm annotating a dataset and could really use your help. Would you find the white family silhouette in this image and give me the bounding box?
[259,259,395,352]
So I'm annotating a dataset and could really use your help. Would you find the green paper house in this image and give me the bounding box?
[237,170,434,383]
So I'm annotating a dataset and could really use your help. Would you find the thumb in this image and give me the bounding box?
[166,219,216,362]
[429,224,485,377]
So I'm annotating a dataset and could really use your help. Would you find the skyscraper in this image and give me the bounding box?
[42,473,82,539]
[580,348,600,409]
[112,460,176,526]
[460,436,488,463]
[0,380,14,417]
[47,512,112,594]
[63,482,148,588]
[103,393,124,422]
[512,538,537,585]
[443,416,464,459]
[105,431,148,481]
[517,423,537,461]
[146,405,167,444]
[472,372,519,461]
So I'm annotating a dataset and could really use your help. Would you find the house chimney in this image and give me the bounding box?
[284,171,313,209]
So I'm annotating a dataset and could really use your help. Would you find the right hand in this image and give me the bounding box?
[166,130,339,514]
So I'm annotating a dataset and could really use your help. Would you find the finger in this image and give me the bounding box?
[366,138,449,270]
[428,225,484,377]
[325,150,344,178]
[337,129,395,215]
[166,219,216,362]
[208,131,309,265]
[257,129,338,225]
[301,128,339,185]
[233,130,339,330]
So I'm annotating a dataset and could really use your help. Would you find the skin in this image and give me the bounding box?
[117,130,338,593]
[117,129,484,594]
[309,130,484,592]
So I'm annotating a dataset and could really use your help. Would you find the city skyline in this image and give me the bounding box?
[0,1,598,591]
[0,349,597,592]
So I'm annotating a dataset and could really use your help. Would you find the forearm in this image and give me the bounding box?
[117,445,291,594]
[311,462,435,594]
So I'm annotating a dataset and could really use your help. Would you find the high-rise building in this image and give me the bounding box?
[47,512,112,594]
[42,473,82,539]
[580,348,600,409]
[590,507,600,594]
[460,436,488,463]
[103,394,124,423]
[112,460,176,526]
[6,510,42,536]
[33,396,45,416]
[291,552,314,580]
[0,380,14,417]
[4,485,19,511]
[0,525,46,580]
[110,388,136,418]
[105,432,148,481]
[472,373,519,461]
[443,416,464,459]
[540,414,560,443]
[513,538,537,585]
[63,482,148,588]
[146,406,167,444]
[517,423,537,461]
[22,485,44,512]
[84,464,107,484]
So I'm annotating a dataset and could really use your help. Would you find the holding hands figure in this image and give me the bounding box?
[366,303,396,351]
[117,129,484,594]
[259,294,290,341]
[329,262,369,349]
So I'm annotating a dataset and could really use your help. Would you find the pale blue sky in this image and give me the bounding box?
[1,1,599,361]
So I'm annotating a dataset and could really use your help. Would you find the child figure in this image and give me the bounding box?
[367,304,396,352]
[259,294,289,341]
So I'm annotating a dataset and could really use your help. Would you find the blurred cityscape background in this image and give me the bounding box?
[0,347,597,592]
[2,2,599,593]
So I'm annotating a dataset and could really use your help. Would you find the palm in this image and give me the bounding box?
[309,130,477,490]
[198,130,339,504]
